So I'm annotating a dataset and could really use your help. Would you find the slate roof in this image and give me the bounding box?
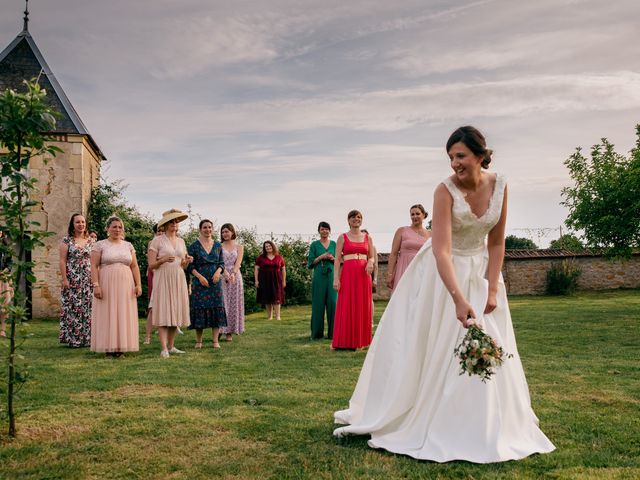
[0,26,105,159]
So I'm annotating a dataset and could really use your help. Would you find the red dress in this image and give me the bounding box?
[255,255,286,305]
[332,234,372,349]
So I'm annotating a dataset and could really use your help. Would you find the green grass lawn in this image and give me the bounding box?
[1,290,639,479]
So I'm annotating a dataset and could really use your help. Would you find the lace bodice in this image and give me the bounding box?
[442,174,506,252]
[92,239,135,266]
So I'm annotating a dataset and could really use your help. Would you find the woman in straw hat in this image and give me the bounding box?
[148,209,192,358]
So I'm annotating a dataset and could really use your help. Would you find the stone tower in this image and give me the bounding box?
[0,5,105,318]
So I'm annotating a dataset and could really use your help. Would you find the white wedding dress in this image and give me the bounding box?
[333,174,555,463]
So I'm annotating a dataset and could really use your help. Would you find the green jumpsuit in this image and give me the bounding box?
[307,239,337,339]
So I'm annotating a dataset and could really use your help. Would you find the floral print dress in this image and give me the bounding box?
[187,240,228,329]
[59,236,93,347]
[220,247,245,335]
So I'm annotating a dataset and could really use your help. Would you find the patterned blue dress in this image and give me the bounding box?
[187,240,227,329]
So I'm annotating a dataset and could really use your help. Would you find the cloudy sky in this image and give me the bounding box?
[1,0,639,249]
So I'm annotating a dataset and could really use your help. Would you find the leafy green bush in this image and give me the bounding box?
[546,259,581,295]
[278,235,312,305]
[505,235,538,250]
[549,234,584,252]
[562,125,640,258]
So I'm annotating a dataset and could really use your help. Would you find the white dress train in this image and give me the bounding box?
[333,174,555,463]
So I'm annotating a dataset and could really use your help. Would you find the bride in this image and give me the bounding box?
[333,126,555,463]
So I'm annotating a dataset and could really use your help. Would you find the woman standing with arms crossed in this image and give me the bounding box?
[59,213,94,347]
[386,205,431,291]
[254,241,286,320]
[219,223,244,342]
[90,216,142,357]
[332,211,375,350]
[148,209,191,358]
[307,222,336,340]
[187,219,227,349]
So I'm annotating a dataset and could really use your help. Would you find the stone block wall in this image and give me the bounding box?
[28,135,100,318]
[502,254,640,295]
[375,251,640,300]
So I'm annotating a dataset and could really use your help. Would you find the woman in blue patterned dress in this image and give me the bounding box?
[59,213,94,347]
[187,219,227,349]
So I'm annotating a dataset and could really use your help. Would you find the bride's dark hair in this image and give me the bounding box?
[446,126,493,169]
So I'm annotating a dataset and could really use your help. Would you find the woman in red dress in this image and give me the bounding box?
[254,241,286,320]
[332,210,375,350]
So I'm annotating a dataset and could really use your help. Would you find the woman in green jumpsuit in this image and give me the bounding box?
[307,221,337,340]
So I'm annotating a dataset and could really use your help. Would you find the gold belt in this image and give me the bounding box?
[343,253,368,261]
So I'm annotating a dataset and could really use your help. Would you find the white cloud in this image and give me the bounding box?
[160,72,640,136]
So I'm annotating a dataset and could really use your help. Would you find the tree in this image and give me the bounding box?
[561,126,640,258]
[0,80,60,437]
[549,234,583,252]
[505,235,538,250]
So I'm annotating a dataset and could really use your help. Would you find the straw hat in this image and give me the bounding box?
[157,208,188,228]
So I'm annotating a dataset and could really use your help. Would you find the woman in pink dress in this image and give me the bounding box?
[148,209,192,358]
[332,210,375,350]
[386,204,431,291]
[90,216,142,357]
[219,223,245,341]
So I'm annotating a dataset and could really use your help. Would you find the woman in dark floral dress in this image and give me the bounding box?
[59,213,94,347]
[187,219,227,349]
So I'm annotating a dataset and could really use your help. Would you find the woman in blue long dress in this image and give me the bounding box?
[187,219,227,349]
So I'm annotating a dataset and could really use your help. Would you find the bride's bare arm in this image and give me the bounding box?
[432,183,476,327]
[485,185,508,313]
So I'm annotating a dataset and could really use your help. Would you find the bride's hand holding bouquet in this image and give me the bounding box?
[454,323,512,382]
[454,297,476,328]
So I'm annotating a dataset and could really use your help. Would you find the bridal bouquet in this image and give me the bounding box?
[453,325,512,382]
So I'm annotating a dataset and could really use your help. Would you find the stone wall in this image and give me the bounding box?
[502,253,640,295]
[28,135,100,318]
[374,251,640,300]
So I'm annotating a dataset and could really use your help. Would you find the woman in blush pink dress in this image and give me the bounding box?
[90,216,142,357]
[148,209,192,358]
[386,204,431,291]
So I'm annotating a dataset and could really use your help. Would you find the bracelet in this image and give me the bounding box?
[92,283,100,287]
